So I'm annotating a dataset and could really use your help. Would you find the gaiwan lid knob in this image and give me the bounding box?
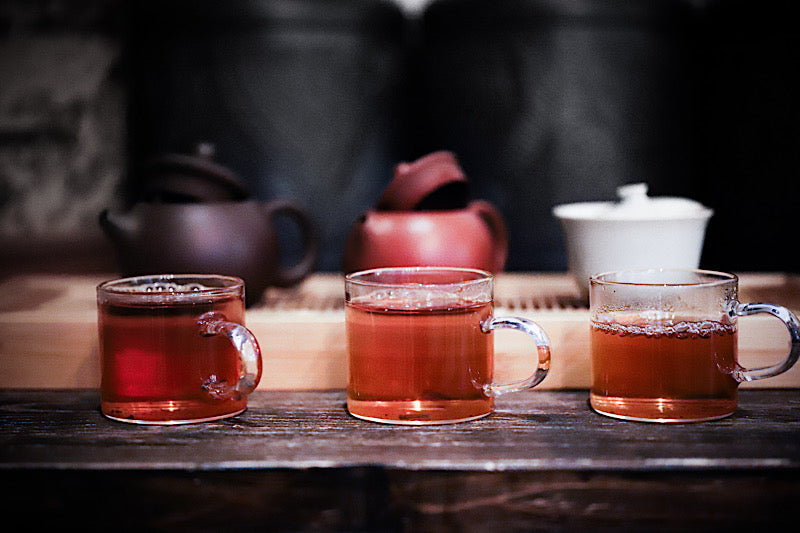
[376,151,470,211]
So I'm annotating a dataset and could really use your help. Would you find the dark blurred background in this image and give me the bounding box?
[1,0,798,278]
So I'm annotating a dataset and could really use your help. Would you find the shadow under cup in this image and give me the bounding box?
[589,269,800,423]
[97,274,262,424]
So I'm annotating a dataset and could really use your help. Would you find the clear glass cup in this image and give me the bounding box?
[345,267,551,424]
[590,269,800,422]
[97,274,262,424]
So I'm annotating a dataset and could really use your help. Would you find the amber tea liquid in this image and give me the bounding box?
[99,296,246,424]
[346,297,494,424]
[590,316,739,422]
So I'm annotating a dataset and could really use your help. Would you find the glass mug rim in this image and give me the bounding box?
[97,274,244,304]
[345,266,491,289]
[591,268,737,288]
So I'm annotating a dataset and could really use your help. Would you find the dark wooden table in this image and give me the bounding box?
[2,389,799,532]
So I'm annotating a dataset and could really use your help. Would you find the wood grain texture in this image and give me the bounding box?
[1,390,799,532]
[3,389,800,471]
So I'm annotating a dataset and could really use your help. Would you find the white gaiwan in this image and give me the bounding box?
[553,183,713,298]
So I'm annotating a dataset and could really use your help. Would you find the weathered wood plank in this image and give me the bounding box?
[1,468,797,533]
[2,390,799,472]
[2,390,799,532]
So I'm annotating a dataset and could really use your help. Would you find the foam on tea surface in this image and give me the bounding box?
[592,310,736,340]
[136,281,209,293]
[592,319,735,339]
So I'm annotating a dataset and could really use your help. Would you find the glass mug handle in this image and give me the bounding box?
[480,316,551,396]
[729,302,800,382]
[197,312,263,400]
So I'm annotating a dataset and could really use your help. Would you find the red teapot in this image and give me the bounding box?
[342,151,508,273]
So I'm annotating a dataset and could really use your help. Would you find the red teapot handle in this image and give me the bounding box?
[469,200,508,272]
[263,198,320,287]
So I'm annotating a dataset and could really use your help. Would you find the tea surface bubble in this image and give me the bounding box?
[592,319,735,339]
[120,282,213,293]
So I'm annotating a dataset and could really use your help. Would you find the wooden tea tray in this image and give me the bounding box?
[1,272,799,390]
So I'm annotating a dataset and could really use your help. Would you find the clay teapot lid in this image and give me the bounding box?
[142,143,251,202]
[376,151,469,211]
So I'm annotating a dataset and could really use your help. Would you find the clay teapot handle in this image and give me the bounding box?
[263,199,320,287]
[469,200,508,272]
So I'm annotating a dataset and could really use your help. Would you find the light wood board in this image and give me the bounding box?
[1,272,799,389]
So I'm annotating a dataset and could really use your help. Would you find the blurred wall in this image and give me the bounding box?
[1,0,798,277]
[0,0,125,275]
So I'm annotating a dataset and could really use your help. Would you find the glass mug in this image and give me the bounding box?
[344,267,551,424]
[97,274,262,424]
[590,269,800,422]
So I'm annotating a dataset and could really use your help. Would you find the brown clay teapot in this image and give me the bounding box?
[342,151,508,273]
[100,146,319,307]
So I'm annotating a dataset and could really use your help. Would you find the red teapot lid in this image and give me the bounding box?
[376,151,469,211]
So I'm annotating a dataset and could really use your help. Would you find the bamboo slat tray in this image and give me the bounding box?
[1,272,799,390]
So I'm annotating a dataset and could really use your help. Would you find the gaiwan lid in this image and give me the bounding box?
[552,183,713,221]
[376,151,470,211]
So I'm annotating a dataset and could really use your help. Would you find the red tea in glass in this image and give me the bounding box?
[346,298,494,424]
[97,275,262,424]
[344,267,551,425]
[590,315,739,422]
[589,269,800,423]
